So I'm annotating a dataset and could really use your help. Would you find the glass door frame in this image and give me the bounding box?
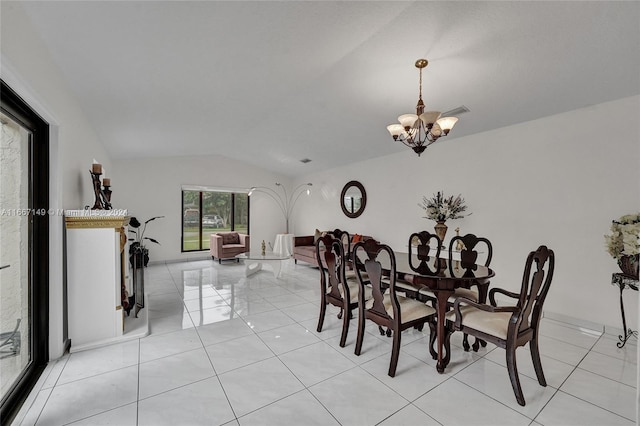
[0,80,50,423]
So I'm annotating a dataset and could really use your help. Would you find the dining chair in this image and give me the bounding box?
[447,233,493,351]
[326,228,349,251]
[327,228,355,274]
[397,231,442,299]
[408,230,443,275]
[353,239,436,377]
[446,245,555,406]
[315,234,370,347]
[417,233,493,351]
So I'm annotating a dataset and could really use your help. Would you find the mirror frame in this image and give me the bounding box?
[340,180,367,219]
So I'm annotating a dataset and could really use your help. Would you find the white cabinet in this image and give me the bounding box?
[65,211,136,352]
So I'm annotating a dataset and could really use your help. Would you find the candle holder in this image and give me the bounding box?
[89,170,112,210]
[90,171,104,210]
[103,185,112,208]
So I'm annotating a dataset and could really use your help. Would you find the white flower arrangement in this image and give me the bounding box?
[604,213,640,259]
[419,191,470,223]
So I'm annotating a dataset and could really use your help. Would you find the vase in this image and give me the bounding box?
[618,254,639,279]
[434,221,448,246]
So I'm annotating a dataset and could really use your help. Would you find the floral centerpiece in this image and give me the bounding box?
[419,191,470,222]
[418,191,470,243]
[604,213,640,278]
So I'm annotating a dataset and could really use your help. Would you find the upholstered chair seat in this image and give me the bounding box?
[453,287,480,302]
[394,280,421,294]
[445,306,511,339]
[365,294,435,324]
[340,277,372,304]
[420,287,480,304]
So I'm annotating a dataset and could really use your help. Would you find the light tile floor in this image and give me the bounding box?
[13,259,638,425]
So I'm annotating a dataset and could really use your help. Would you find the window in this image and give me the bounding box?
[181,189,249,252]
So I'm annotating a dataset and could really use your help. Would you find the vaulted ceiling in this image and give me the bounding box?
[18,1,640,176]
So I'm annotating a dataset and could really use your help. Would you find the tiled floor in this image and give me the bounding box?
[13,259,638,425]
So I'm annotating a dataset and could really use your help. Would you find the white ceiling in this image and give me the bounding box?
[18,1,640,177]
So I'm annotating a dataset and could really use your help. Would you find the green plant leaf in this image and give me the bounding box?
[144,216,165,224]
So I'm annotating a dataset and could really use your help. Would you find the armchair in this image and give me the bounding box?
[210,232,250,263]
[445,245,555,406]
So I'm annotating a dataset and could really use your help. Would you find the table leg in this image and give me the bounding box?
[436,290,453,373]
[245,261,263,277]
[272,259,282,278]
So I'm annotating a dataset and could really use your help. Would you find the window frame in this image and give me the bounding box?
[181,187,249,252]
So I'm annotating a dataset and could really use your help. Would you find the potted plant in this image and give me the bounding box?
[419,191,470,242]
[604,213,640,278]
[128,216,164,268]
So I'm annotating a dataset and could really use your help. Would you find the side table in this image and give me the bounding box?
[273,233,294,257]
[611,273,639,348]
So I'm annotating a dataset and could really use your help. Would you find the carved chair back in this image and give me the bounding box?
[328,228,351,258]
[512,245,554,334]
[448,233,493,276]
[408,230,442,276]
[315,234,348,303]
[353,239,399,324]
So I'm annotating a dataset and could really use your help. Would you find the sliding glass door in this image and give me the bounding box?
[0,81,49,423]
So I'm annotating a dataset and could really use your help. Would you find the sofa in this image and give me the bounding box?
[210,232,250,263]
[293,230,373,267]
[293,235,318,266]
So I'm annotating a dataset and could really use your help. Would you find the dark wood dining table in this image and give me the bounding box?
[375,251,495,373]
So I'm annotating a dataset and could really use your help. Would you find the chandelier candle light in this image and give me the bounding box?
[248,182,312,234]
[387,59,459,156]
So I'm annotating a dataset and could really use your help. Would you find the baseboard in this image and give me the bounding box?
[148,255,211,265]
[543,310,605,334]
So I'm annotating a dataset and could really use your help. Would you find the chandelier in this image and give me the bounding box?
[387,59,459,156]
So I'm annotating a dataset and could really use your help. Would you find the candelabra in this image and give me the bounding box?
[248,182,312,234]
[89,163,112,210]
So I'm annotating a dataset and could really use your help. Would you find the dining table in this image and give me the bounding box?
[368,250,495,373]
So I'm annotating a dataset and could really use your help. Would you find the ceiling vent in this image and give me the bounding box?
[442,105,470,116]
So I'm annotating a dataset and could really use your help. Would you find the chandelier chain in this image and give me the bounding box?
[419,67,423,102]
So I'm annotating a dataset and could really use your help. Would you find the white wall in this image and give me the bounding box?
[111,155,291,262]
[2,3,113,208]
[2,3,115,358]
[293,95,640,330]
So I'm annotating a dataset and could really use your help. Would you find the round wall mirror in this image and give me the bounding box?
[340,180,367,218]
